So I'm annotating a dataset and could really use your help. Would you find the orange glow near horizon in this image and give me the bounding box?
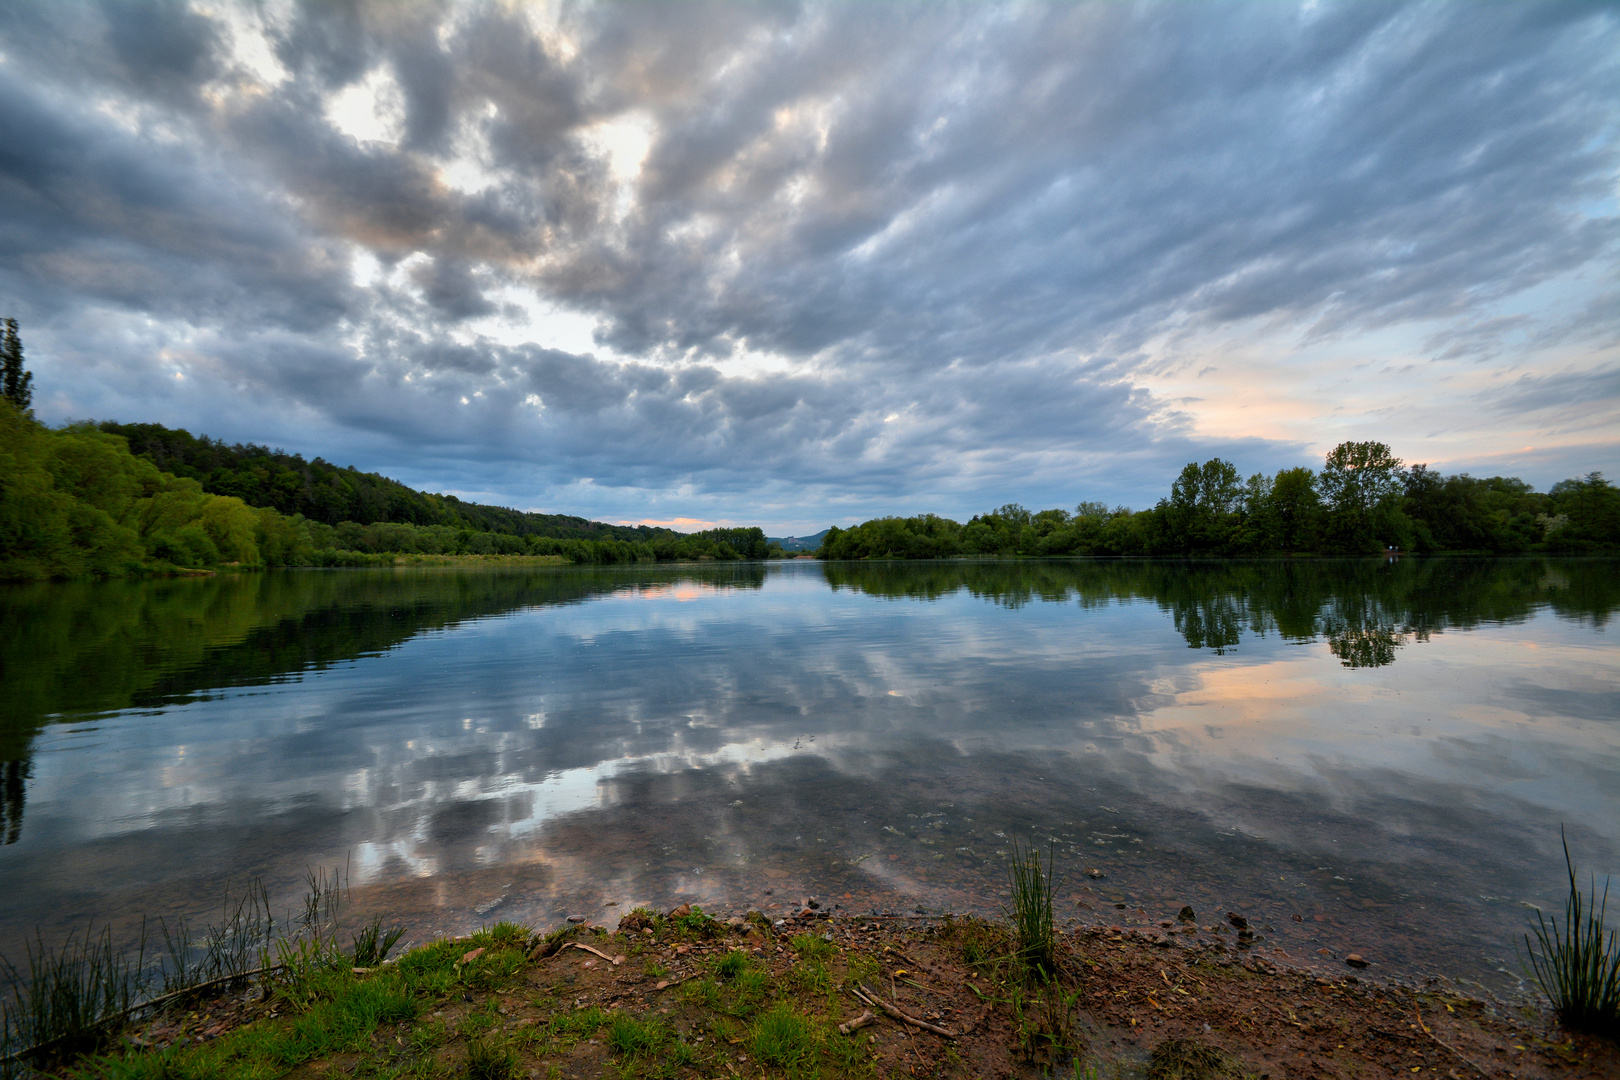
[621,516,726,531]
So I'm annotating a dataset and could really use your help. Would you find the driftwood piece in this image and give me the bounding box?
[853,983,956,1039]
[838,1010,877,1034]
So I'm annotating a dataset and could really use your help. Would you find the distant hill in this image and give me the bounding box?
[98,420,676,543]
[767,528,830,552]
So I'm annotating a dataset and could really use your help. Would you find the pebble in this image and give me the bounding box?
[566,915,587,924]
[1085,868,1106,879]
[1178,906,1196,922]
[1345,954,1369,969]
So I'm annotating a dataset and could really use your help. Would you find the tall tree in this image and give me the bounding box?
[2,318,32,412]
[1319,441,1404,551]
[1163,458,1242,552]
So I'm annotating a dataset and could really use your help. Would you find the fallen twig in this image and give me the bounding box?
[1413,1001,1492,1078]
[838,1010,877,1034]
[560,942,625,966]
[853,983,956,1039]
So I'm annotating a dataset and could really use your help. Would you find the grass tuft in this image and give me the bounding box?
[606,1013,667,1057]
[1005,838,1059,978]
[789,933,835,962]
[1522,828,1620,1037]
[350,915,406,968]
[711,949,750,980]
[464,1032,519,1080]
[748,1003,817,1074]
[469,923,531,951]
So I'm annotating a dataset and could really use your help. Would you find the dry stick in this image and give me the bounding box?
[853,983,957,1039]
[0,963,285,1065]
[1412,1001,1492,1078]
[838,1010,876,1035]
[559,942,624,966]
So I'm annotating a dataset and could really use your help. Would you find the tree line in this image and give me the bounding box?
[0,400,780,580]
[818,441,1619,559]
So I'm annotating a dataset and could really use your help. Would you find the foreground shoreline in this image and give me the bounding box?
[16,905,1614,1080]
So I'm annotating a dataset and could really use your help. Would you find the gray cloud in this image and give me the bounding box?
[1,0,1615,527]
[1488,366,1620,415]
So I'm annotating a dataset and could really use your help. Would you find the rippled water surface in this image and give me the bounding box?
[2,558,1616,997]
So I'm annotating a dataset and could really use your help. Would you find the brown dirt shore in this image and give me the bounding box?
[102,906,1616,1080]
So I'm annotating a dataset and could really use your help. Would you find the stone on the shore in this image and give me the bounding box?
[1345,953,1369,968]
[1226,912,1248,930]
[566,915,587,924]
[1177,906,1196,922]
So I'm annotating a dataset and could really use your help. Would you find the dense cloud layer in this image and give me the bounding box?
[1,1,1615,529]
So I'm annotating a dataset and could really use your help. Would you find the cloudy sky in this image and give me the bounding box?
[1,1,1615,532]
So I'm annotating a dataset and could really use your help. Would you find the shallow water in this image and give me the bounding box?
[1,558,1616,998]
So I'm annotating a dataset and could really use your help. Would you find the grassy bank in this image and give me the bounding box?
[6,904,1618,1080]
[5,843,1616,1078]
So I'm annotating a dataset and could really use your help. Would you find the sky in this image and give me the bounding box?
[1,1,1616,534]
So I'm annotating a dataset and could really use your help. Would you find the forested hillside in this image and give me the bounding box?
[99,421,664,541]
[0,404,777,580]
[819,442,1620,559]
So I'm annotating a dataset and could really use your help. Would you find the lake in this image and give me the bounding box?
[1,557,1615,999]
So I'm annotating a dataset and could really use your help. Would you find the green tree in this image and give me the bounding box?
[1162,458,1242,553]
[1546,472,1620,551]
[2,318,33,413]
[1319,441,1404,552]
[1267,467,1322,552]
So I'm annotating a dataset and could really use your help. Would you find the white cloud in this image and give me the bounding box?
[325,65,406,147]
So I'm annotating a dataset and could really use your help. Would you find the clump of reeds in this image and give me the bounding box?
[158,878,275,995]
[0,865,387,1075]
[0,921,147,1071]
[300,862,348,942]
[1522,829,1620,1037]
[1006,837,1059,978]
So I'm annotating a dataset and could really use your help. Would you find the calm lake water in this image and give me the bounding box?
[1,558,1616,998]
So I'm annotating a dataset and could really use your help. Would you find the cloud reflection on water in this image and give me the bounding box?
[0,558,1616,995]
